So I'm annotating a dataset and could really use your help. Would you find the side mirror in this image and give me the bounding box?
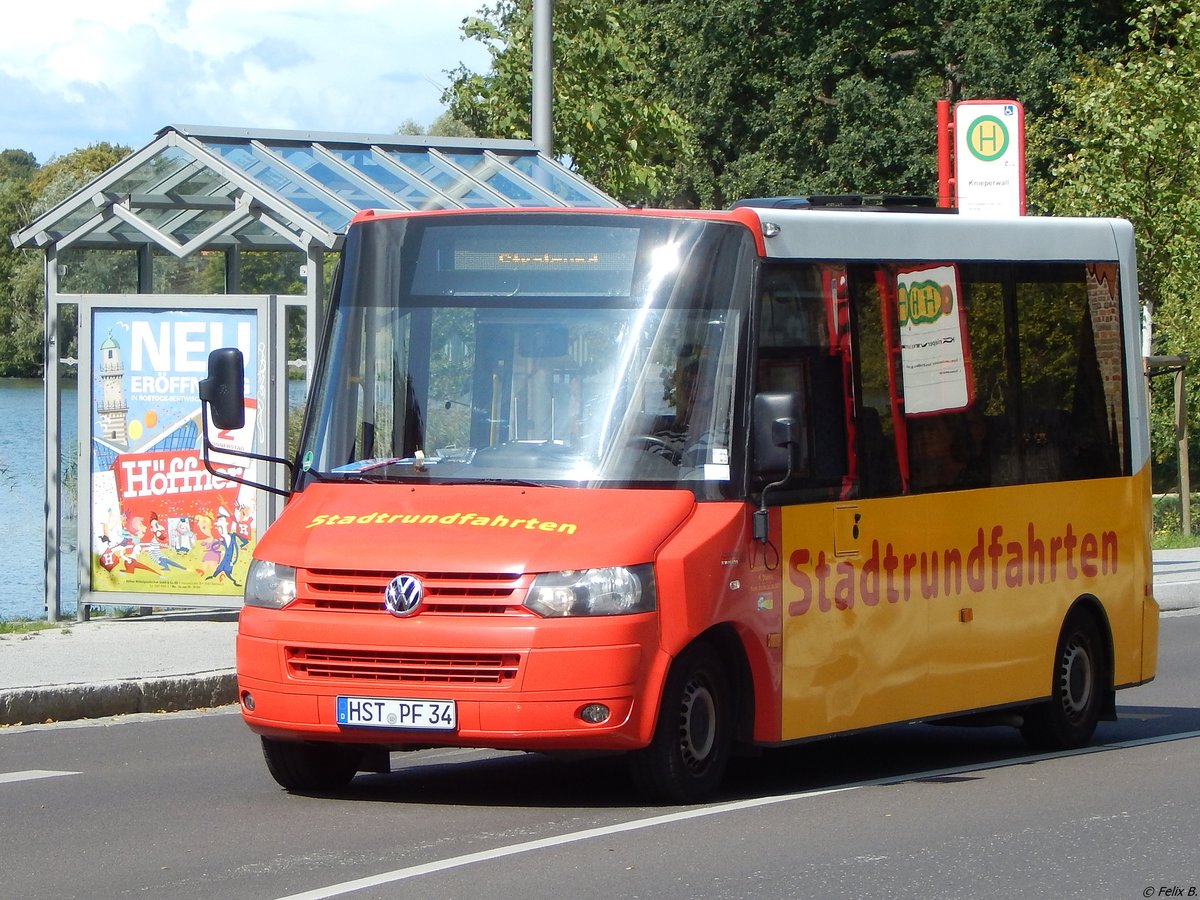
[196,347,293,498]
[753,391,809,478]
[198,348,246,430]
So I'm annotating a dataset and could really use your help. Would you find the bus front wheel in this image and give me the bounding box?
[628,640,733,804]
[1021,611,1105,751]
[261,737,364,793]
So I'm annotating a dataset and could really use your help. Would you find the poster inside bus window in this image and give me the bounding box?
[895,264,974,415]
[89,308,259,595]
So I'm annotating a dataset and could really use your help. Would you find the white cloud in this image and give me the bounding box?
[0,0,493,163]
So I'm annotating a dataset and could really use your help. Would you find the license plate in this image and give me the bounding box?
[336,696,457,731]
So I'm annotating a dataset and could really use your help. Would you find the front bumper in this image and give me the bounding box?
[236,608,667,751]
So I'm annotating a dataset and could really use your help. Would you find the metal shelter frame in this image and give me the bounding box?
[11,124,620,621]
[1146,354,1192,536]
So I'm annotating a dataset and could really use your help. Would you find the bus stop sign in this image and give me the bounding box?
[954,100,1026,216]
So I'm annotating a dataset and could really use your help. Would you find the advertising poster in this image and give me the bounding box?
[896,265,974,415]
[90,309,259,596]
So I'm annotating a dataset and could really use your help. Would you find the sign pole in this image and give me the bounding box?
[936,100,954,209]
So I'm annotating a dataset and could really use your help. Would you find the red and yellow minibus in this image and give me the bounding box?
[201,199,1158,802]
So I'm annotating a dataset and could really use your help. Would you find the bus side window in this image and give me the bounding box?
[756,265,849,499]
[965,262,1126,487]
[1016,267,1126,482]
[849,267,903,497]
[859,262,1129,496]
[863,264,998,495]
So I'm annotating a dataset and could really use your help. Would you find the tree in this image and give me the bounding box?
[635,0,1130,207]
[0,143,131,376]
[0,150,41,376]
[1033,0,1200,489]
[398,112,476,138]
[0,149,38,184]
[446,1,1131,207]
[444,0,690,203]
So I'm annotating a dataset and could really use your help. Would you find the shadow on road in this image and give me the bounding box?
[312,702,1200,809]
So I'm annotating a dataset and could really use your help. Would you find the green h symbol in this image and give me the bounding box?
[968,115,1008,162]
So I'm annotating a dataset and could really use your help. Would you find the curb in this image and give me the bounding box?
[1154,586,1199,612]
[0,671,237,726]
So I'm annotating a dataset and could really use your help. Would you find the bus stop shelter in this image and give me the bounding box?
[11,124,619,621]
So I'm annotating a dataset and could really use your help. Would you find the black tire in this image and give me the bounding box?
[628,641,733,804]
[260,737,364,793]
[1021,611,1105,751]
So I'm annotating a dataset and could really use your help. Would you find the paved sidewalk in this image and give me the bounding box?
[1148,547,1200,613]
[0,611,237,726]
[1,550,1198,727]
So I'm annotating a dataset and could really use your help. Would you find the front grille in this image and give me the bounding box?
[297,568,531,615]
[286,646,521,685]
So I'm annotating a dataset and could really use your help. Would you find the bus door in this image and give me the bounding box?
[761,263,931,740]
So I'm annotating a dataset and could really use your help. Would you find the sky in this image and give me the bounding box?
[0,0,493,165]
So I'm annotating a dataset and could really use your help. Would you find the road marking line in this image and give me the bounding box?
[276,727,1200,900]
[0,770,80,785]
[275,785,861,900]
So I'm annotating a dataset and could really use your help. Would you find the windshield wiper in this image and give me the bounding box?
[330,453,442,474]
[337,457,415,472]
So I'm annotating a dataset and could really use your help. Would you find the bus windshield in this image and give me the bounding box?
[297,214,755,493]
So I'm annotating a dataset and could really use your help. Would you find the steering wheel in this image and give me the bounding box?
[627,434,680,465]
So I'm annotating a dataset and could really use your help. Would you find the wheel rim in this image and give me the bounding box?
[1058,635,1094,724]
[678,677,717,771]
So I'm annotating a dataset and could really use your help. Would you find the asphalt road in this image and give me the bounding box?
[3,613,1198,900]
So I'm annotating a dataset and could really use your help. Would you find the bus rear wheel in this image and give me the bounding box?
[261,737,364,793]
[628,641,732,804]
[1021,611,1105,751]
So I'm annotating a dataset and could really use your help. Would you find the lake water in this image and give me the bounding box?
[0,378,79,619]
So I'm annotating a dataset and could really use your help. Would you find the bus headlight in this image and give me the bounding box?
[244,559,297,609]
[525,564,655,617]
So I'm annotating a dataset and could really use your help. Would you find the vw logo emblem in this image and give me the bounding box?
[384,574,423,617]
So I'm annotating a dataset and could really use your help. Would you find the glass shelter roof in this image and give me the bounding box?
[11,125,620,257]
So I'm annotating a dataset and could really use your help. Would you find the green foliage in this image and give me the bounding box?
[26,143,130,209]
[1151,492,1200,542]
[444,0,691,203]
[635,0,935,204]
[399,112,476,138]
[0,143,132,376]
[0,618,65,633]
[639,0,1131,207]
[444,1,1132,207]
[0,152,39,375]
[1033,1,1200,486]
[0,149,38,184]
